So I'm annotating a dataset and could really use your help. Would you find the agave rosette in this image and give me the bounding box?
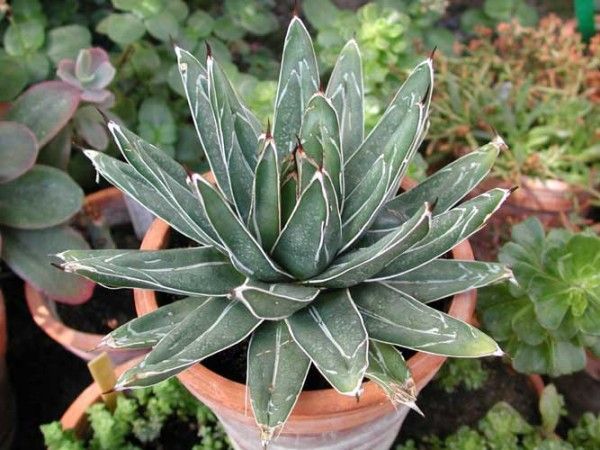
[55,16,512,442]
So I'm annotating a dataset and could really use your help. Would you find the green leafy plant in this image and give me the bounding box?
[428,16,600,196]
[55,16,513,444]
[0,79,94,304]
[478,218,600,377]
[435,358,489,393]
[41,378,231,450]
[460,0,538,34]
[396,384,590,450]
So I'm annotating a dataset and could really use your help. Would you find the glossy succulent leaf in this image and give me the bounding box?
[373,140,501,229]
[300,94,343,200]
[307,203,431,288]
[248,321,310,444]
[373,188,511,279]
[249,138,280,250]
[343,59,432,195]
[273,16,320,157]
[189,174,289,282]
[0,121,38,183]
[271,171,342,279]
[116,298,261,389]
[286,289,368,395]
[5,81,80,147]
[232,279,319,320]
[366,341,418,411]
[175,47,233,200]
[326,40,364,159]
[54,247,244,296]
[386,260,512,303]
[353,283,501,357]
[207,57,255,219]
[102,296,209,349]
[0,165,83,229]
[1,226,94,304]
[84,150,215,246]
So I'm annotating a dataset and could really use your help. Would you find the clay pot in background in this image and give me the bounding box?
[133,218,481,450]
[0,291,15,450]
[25,188,143,364]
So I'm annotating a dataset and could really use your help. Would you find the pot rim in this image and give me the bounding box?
[25,187,140,362]
[133,219,479,420]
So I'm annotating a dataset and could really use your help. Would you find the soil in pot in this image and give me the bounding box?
[394,358,540,445]
[554,371,600,424]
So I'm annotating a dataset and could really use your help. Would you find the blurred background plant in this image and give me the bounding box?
[478,218,600,377]
[427,16,600,199]
[460,0,538,35]
[435,359,489,393]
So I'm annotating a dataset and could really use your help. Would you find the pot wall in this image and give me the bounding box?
[0,291,15,450]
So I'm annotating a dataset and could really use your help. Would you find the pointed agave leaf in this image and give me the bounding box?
[207,57,254,220]
[116,298,261,389]
[326,39,364,159]
[300,94,343,200]
[367,341,419,412]
[175,47,233,200]
[307,203,431,288]
[248,321,311,444]
[286,289,368,395]
[273,16,320,157]
[232,279,319,320]
[271,171,342,280]
[55,247,244,296]
[385,260,512,303]
[295,145,319,195]
[344,59,432,195]
[105,124,222,245]
[249,138,280,250]
[372,188,512,279]
[340,157,388,250]
[280,172,298,225]
[85,150,216,246]
[102,297,210,349]
[373,140,501,230]
[189,174,290,282]
[352,283,501,357]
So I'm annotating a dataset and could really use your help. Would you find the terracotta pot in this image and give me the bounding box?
[0,291,15,450]
[474,176,591,227]
[133,221,481,450]
[25,188,144,364]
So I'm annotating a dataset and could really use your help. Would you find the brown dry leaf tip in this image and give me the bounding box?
[509,185,519,193]
[355,392,361,403]
[430,197,439,213]
[292,0,299,17]
[429,46,438,60]
[318,81,324,93]
[205,41,212,58]
[102,387,117,395]
[265,118,272,139]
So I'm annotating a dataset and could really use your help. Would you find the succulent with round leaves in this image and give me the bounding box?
[55,16,513,444]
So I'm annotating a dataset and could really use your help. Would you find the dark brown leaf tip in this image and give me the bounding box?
[265,118,272,139]
[50,261,65,271]
[205,41,212,58]
[293,0,299,17]
[509,185,519,193]
[430,197,439,213]
[429,46,438,60]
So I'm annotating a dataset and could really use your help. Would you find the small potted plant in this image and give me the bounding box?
[428,16,600,225]
[56,16,514,448]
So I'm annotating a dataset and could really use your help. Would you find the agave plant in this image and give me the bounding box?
[55,16,512,443]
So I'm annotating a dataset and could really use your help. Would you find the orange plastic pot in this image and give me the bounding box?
[133,219,481,449]
[25,188,144,364]
[0,290,15,450]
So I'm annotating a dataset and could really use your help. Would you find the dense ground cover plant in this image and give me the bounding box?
[41,378,231,450]
[435,358,489,393]
[478,218,600,377]
[428,16,600,197]
[397,384,600,450]
[460,0,538,34]
[303,0,451,129]
[54,14,515,444]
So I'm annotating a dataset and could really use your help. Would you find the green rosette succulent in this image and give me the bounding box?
[55,16,512,444]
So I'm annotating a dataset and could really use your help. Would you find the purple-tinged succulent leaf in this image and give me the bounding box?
[0,121,39,183]
[1,225,95,304]
[57,48,116,104]
[5,81,80,147]
[73,106,109,150]
[37,125,72,170]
